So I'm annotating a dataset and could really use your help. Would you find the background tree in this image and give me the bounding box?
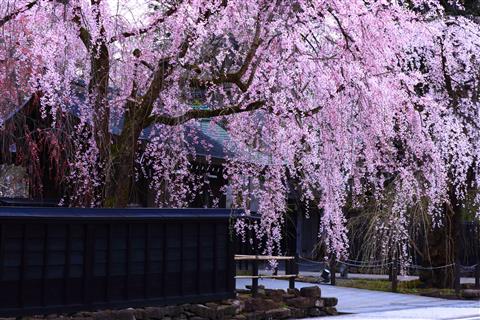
[345,0,480,287]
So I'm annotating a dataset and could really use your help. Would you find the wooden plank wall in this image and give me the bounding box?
[0,210,235,317]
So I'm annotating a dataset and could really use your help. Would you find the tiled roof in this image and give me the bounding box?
[4,96,260,161]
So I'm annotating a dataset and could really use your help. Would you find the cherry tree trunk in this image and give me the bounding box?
[104,149,135,208]
[103,117,142,208]
[420,192,462,288]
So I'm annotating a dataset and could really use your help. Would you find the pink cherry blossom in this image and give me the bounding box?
[0,0,478,259]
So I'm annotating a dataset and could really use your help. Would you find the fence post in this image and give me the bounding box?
[475,223,480,289]
[289,255,298,290]
[391,259,398,293]
[454,261,461,295]
[252,259,259,297]
[330,256,336,286]
[475,264,480,289]
[388,258,393,281]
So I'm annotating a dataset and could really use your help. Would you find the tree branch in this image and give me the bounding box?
[439,40,455,100]
[206,18,263,92]
[109,3,181,43]
[139,58,171,117]
[144,100,265,127]
[328,9,356,55]
[0,0,38,28]
[237,18,262,78]
[72,5,92,49]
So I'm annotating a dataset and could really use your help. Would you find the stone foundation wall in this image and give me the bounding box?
[3,286,337,320]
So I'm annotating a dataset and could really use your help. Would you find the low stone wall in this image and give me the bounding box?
[4,286,337,320]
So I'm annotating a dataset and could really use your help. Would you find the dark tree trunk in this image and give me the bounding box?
[104,146,136,208]
[420,190,462,288]
[104,114,143,208]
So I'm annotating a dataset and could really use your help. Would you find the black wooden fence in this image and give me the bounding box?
[0,207,236,317]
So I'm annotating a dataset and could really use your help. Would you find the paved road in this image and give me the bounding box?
[298,271,476,284]
[318,272,475,284]
[236,279,480,320]
[260,269,476,283]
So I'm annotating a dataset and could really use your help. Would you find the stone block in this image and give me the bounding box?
[257,288,266,297]
[166,306,182,317]
[307,308,326,317]
[172,314,187,320]
[244,311,265,320]
[462,289,480,299]
[281,293,297,300]
[300,286,321,298]
[230,299,243,314]
[133,309,146,320]
[314,298,325,308]
[145,306,181,319]
[265,289,285,302]
[93,310,114,320]
[188,304,217,319]
[72,312,93,318]
[286,288,300,296]
[114,309,136,320]
[285,297,321,309]
[288,308,306,319]
[265,308,291,319]
[324,307,338,315]
[323,297,338,307]
[244,298,280,312]
[217,305,237,317]
[144,307,165,319]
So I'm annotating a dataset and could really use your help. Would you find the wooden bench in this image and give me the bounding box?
[234,254,298,296]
